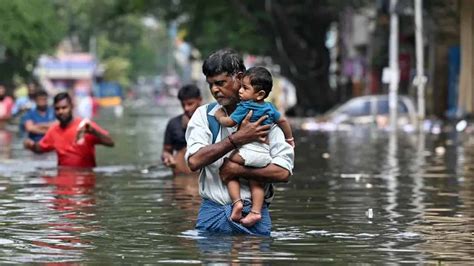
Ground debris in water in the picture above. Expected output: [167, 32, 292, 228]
[366, 208, 373, 219]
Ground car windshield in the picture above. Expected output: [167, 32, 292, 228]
[376, 99, 408, 114]
[337, 99, 371, 117]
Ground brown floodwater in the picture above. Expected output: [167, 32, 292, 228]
[0, 104, 473, 264]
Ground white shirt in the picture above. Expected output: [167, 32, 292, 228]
[185, 103, 294, 205]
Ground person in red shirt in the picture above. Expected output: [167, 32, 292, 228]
[0, 84, 14, 128]
[24, 92, 114, 168]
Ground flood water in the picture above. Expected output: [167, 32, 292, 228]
[1, 103, 473, 264]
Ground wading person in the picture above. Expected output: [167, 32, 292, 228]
[24, 92, 114, 168]
[185, 48, 294, 235]
[20, 90, 55, 141]
[161, 84, 202, 176]
[214, 66, 295, 227]
[0, 84, 14, 128]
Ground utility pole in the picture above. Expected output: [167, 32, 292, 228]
[389, 0, 400, 130]
[414, 0, 426, 123]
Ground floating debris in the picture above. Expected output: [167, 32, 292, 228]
[435, 146, 446, 155]
[366, 208, 373, 219]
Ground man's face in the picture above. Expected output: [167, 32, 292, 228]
[54, 98, 73, 125]
[206, 73, 241, 107]
[35, 96, 48, 112]
[181, 97, 202, 118]
[27, 84, 36, 98]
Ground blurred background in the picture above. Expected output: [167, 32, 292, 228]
[0, 0, 469, 119]
[1, 0, 474, 264]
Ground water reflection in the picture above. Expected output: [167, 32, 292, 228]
[40, 167, 97, 252]
[0, 130, 12, 159]
[0, 167, 97, 263]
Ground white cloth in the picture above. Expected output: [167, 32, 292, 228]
[238, 142, 271, 167]
[185, 103, 294, 205]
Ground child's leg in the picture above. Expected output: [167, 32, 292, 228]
[227, 150, 245, 222]
[227, 179, 243, 222]
[228, 149, 245, 165]
[240, 180, 264, 227]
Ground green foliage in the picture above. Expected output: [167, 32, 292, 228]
[54, 0, 170, 85]
[103, 56, 131, 88]
[0, 0, 65, 85]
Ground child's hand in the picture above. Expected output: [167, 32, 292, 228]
[286, 137, 295, 148]
[214, 108, 226, 119]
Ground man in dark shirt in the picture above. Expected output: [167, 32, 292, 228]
[162, 84, 202, 176]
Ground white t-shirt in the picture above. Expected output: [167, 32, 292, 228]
[185, 103, 294, 205]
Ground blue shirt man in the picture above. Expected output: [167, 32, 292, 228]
[20, 90, 56, 141]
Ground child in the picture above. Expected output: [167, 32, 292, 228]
[214, 66, 295, 227]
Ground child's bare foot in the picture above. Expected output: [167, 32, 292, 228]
[240, 210, 261, 227]
[230, 199, 243, 222]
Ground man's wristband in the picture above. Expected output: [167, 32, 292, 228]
[228, 134, 238, 149]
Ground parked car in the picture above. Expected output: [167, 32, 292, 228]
[301, 95, 418, 131]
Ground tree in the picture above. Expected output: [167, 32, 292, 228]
[118, 0, 369, 115]
[0, 0, 65, 87]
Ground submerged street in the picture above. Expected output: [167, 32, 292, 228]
[0, 103, 473, 264]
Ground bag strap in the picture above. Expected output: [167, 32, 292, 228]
[206, 102, 220, 144]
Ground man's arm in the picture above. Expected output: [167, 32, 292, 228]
[88, 126, 114, 147]
[81, 120, 114, 147]
[23, 139, 45, 153]
[220, 124, 294, 184]
[24, 120, 54, 135]
[219, 158, 290, 183]
[187, 110, 270, 171]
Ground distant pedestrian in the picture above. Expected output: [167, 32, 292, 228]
[20, 90, 56, 141]
[162, 84, 202, 176]
[24, 92, 114, 168]
[0, 84, 14, 128]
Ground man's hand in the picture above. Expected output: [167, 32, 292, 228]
[162, 152, 176, 168]
[23, 138, 35, 150]
[219, 158, 241, 183]
[233, 110, 271, 145]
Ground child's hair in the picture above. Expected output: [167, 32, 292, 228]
[243, 67, 273, 98]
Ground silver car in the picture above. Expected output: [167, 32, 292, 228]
[302, 95, 418, 131]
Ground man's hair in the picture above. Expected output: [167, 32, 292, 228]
[53, 92, 72, 105]
[178, 84, 201, 101]
[202, 48, 245, 77]
[244, 67, 273, 98]
[35, 90, 48, 99]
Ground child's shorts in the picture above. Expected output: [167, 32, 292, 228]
[238, 142, 272, 168]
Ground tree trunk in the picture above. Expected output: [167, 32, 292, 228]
[267, 3, 334, 116]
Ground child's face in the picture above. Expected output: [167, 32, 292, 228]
[239, 76, 263, 101]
